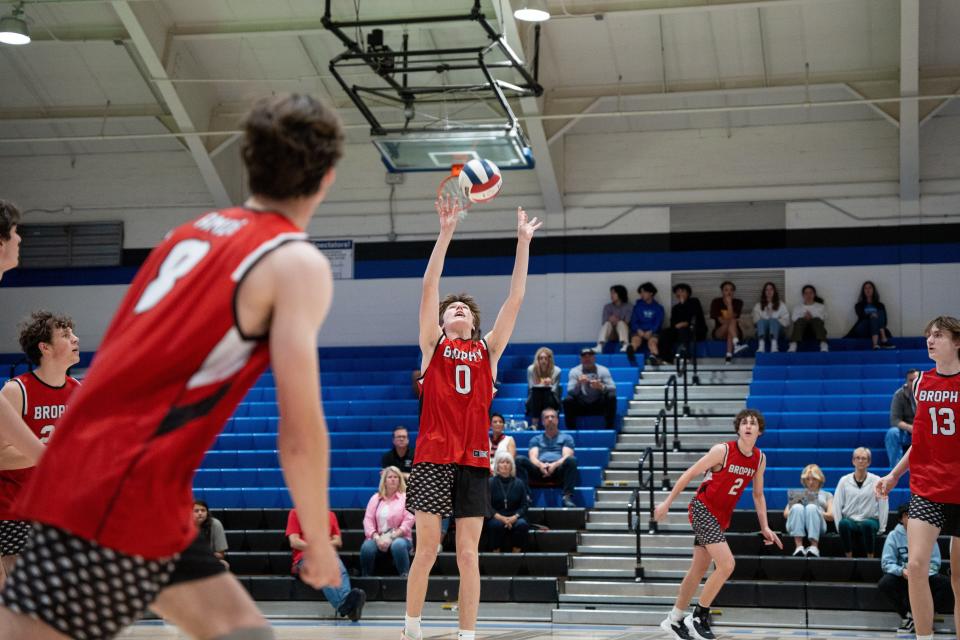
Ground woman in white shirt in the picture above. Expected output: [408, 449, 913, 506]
[752, 282, 790, 353]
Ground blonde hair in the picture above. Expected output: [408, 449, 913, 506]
[379, 465, 407, 498]
[852, 447, 872, 463]
[493, 451, 516, 477]
[532, 347, 556, 381]
[800, 464, 825, 489]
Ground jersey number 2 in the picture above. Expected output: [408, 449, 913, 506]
[930, 407, 957, 436]
[728, 478, 744, 495]
[455, 364, 472, 395]
[135, 239, 211, 314]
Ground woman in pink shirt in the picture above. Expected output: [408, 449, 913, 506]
[361, 466, 416, 576]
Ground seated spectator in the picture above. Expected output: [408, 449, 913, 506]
[381, 426, 415, 479]
[752, 281, 790, 353]
[286, 508, 367, 621]
[595, 284, 632, 353]
[833, 447, 888, 558]
[784, 464, 833, 557]
[788, 285, 829, 352]
[847, 280, 894, 349]
[193, 500, 229, 569]
[489, 412, 517, 465]
[663, 283, 706, 361]
[525, 347, 561, 425]
[361, 465, 415, 576]
[710, 280, 747, 363]
[885, 369, 918, 467]
[516, 409, 579, 508]
[485, 451, 530, 552]
[878, 504, 953, 634]
[562, 347, 617, 429]
[627, 282, 664, 366]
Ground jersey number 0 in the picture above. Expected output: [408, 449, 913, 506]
[455, 364, 472, 395]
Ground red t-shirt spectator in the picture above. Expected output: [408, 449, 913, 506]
[286, 509, 340, 574]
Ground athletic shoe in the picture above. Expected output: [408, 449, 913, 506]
[626, 344, 637, 366]
[724, 353, 732, 364]
[819, 341, 829, 352]
[562, 494, 577, 508]
[647, 354, 662, 366]
[896, 614, 914, 632]
[770, 340, 779, 352]
[880, 342, 896, 349]
[684, 611, 716, 640]
[792, 546, 806, 556]
[343, 588, 366, 622]
[806, 546, 820, 557]
[787, 342, 797, 352]
[733, 341, 749, 355]
[619, 343, 629, 352]
[594, 342, 604, 353]
[401, 628, 422, 640]
[756, 341, 765, 353]
[660, 616, 694, 640]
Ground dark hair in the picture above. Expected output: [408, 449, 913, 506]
[858, 280, 880, 304]
[638, 282, 657, 296]
[734, 408, 765, 434]
[392, 426, 408, 436]
[18, 311, 75, 366]
[610, 285, 628, 304]
[672, 283, 692, 296]
[194, 499, 212, 542]
[0, 200, 21, 241]
[241, 94, 344, 200]
[896, 503, 909, 521]
[905, 368, 918, 383]
[490, 412, 504, 423]
[720, 280, 736, 291]
[759, 281, 781, 310]
[801, 285, 824, 305]
[439, 293, 481, 339]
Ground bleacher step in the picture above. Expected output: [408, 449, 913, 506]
[609, 450, 703, 465]
[629, 400, 743, 416]
[587, 510, 690, 530]
[594, 487, 694, 508]
[622, 415, 733, 429]
[616, 433, 724, 449]
[604, 469, 685, 484]
[641, 369, 753, 385]
[632, 385, 749, 400]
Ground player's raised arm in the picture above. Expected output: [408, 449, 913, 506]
[653, 443, 726, 521]
[752, 453, 783, 548]
[485, 207, 542, 356]
[419, 196, 459, 357]
[0, 384, 43, 470]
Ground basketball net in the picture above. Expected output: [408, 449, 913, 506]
[437, 163, 470, 220]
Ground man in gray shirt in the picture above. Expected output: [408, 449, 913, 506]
[562, 347, 617, 429]
[884, 369, 917, 467]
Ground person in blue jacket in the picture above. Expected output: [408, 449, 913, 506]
[627, 282, 665, 366]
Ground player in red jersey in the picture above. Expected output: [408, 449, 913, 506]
[0, 311, 80, 588]
[654, 409, 782, 640]
[876, 315, 960, 640]
[0, 201, 46, 473]
[0, 94, 344, 640]
[402, 199, 541, 640]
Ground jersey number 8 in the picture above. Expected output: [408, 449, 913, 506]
[135, 239, 211, 314]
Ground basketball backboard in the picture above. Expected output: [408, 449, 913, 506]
[373, 128, 535, 172]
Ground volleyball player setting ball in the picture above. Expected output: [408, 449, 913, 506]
[876, 315, 960, 640]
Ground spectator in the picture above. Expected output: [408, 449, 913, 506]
[783, 464, 833, 557]
[627, 282, 665, 366]
[381, 426, 415, 479]
[847, 280, 894, 349]
[193, 500, 229, 569]
[525, 347, 561, 425]
[752, 281, 790, 353]
[516, 408, 579, 508]
[485, 451, 530, 552]
[489, 413, 517, 465]
[878, 504, 953, 634]
[710, 281, 748, 363]
[833, 447, 888, 558]
[885, 369, 918, 467]
[286, 508, 367, 621]
[665, 283, 707, 361]
[563, 347, 617, 429]
[788, 285, 829, 352]
[361, 466, 415, 576]
[596, 284, 632, 353]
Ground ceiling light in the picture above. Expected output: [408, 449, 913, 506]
[0, 3, 30, 46]
[514, 1, 550, 22]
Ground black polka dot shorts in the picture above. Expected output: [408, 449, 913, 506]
[908, 494, 960, 537]
[0, 523, 177, 640]
[406, 462, 491, 519]
[0, 519, 32, 556]
[689, 499, 726, 547]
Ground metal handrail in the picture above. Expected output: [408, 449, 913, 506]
[664, 374, 681, 452]
[654, 409, 670, 489]
[675, 351, 690, 416]
[628, 446, 657, 579]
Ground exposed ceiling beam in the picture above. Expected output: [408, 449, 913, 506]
[548, 0, 862, 19]
[547, 98, 603, 145]
[110, 0, 230, 208]
[899, 0, 919, 207]
[0, 104, 166, 121]
[840, 85, 899, 128]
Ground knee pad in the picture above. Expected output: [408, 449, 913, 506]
[212, 627, 276, 640]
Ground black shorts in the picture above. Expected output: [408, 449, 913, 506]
[689, 499, 726, 547]
[0, 523, 226, 640]
[0, 519, 32, 556]
[909, 494, 960, 537]
[406, 462, 491, 519]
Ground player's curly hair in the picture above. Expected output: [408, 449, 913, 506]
[19, 310, 74, 366]
[733, 408, 765, 434]
[439, 293, 481, 340]
[242, 94, 344, 200]
[0, 200, 21, 241]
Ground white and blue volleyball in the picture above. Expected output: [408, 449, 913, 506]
[458, 158, 503, 204]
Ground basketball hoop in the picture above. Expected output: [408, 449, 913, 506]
[436, 163, 471, 219]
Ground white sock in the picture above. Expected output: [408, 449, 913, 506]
[458, 631, 476, 640]
[670, 606, 685, 623]
[404, 615, 422, 639]
[916, 635, 933, 640]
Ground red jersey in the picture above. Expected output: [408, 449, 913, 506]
[415, 335, 494, 469]
[16, 208, 309, 558]
[910, 368, 960, 503]
[0, 372, 80, 519]
[691, 440, 763, 530]
[285, 509, 340, 573]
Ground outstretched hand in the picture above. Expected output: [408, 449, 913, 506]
[517, 207, 542, 242]
[761, 526, 783, 549]
[436, 193, 460, 234]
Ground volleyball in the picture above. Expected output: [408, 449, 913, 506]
[458, 158, 503, 204]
